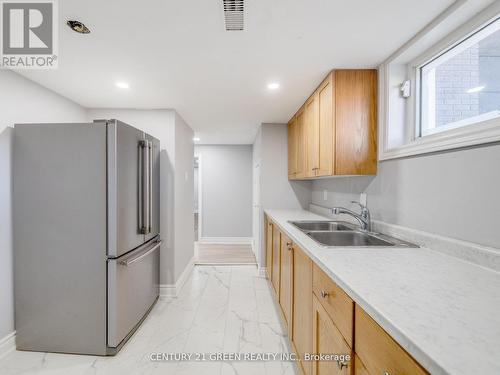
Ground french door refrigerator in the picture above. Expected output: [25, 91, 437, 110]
[13, 119, 160, 355]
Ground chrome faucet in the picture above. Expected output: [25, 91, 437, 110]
[332, 201, 371, 232]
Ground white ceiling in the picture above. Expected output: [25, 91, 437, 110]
[19, 0, 455, 144]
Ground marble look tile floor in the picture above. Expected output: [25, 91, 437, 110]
[0, 266, 298, 375]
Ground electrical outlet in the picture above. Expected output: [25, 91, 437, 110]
[323, 190, 328, 201]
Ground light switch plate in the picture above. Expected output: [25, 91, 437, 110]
[323, 190, 328, 201]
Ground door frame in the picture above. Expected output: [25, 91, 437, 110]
[194, 154, 202, 242]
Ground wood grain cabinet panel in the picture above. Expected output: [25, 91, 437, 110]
[334, 70, 377, 175]
[288, 117, 297, 178]
[355, 305, 429, 375]
[312, 263, 354, 347]
[292, 245, 313, 375]
[353, 354, 370, 375]
[287, 69, 377, 179]
[317, 74, 334, 176]
[271, 225, 281, 295]
[295, 106, 306, 178]
[279, 233, 294, 333]
[313, 295, 353, 375]
[265, 217, 273, 280]
[305, 93, 320, 178]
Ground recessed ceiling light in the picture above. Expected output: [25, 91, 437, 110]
[66, 20, 91, 34]
[467, 85, 485, 93]
[267, 82, 280, 90]
[193, 137, 200, 142]
[115, 82, 130, 89]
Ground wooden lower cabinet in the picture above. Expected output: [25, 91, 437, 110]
[354, 305, 429, 375]
[292, 245, 313, 375]
[312, 295, 353, 375]
[265, 218, 273, 280]
[353, 354, 370, 375]
[271, 224, 281, 294]
[279, 233, 294, 331]
[263, 217, 428, 375]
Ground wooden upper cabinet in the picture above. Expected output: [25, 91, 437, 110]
[288, 117, 297, 178]
[305, 93, 319, 178]
[335, 70, 377, 175]
[295, 107, 306, 178]
[288, 69, 377, 179]
[317, 74, 334, 176]
[279, 233, 294, 334]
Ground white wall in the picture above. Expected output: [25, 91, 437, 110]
[0, 71, 88, 340]
[311, 144, 500, 249]
[253, 124, 312, 267]
[195, 145, 253, 238]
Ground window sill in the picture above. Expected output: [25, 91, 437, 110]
[379, 117, 500, 160]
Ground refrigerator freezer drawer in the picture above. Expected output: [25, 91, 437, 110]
[107, 238, 160, 348]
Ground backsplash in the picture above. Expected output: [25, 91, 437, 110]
[310, 144, 500, 251]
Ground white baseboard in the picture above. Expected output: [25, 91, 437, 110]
[0, 331, 16, 359]
[199, 237, 253, 244]
[159, 256, 195, 298]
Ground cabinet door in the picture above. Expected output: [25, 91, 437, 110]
[334, 70, 377, 175]
[317, 74, 334, 176]
[293, 246, 313, 375]
[305, 94, 320, 177]
[271, 225, 281, 294]
[288, 118, 297, 179]
[295, 108, 306, 178]
[279, 234, 294, 332]
[312, 295, 353, 375]
[354, 305, 428, 375]
[265, 218, 273, 280]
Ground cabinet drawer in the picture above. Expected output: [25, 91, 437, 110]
[312, 263, 354, 347]
[354, 305, 428, 375]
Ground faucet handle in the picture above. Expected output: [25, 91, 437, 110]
[350, 201, 366, 210]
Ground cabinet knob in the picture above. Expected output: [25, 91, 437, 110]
[337, 360, 349, 370]
[320, 290, 329, 298]
[383, 372, 390, 375]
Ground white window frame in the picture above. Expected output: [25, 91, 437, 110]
[379, 1, 500, 161]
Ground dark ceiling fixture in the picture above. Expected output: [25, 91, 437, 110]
[66, 20, 91, 34]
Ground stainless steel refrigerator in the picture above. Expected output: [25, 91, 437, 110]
[13, 119, 160, 355]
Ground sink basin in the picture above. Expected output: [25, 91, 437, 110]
[290, 221, 353, 232]
[307, 231, 395, 247]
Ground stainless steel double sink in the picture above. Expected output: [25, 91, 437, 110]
[289, 220, 418, 248]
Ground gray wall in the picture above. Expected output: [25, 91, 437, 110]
[0, 71, 88, 341]
[311, 144, 500, 249]
[195, 145, 253, 238]
[254, 123, 312, 267]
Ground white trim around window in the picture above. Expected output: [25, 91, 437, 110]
[378, 0, 500, 161]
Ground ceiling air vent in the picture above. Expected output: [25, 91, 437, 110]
[223, 0, 244, 31]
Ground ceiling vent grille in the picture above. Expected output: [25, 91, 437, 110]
[223, 0, 244, 31]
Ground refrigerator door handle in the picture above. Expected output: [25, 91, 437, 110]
[119, 239, 162, 267]
[148, 141, 153, 233]
[139, 140, 150, 234]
